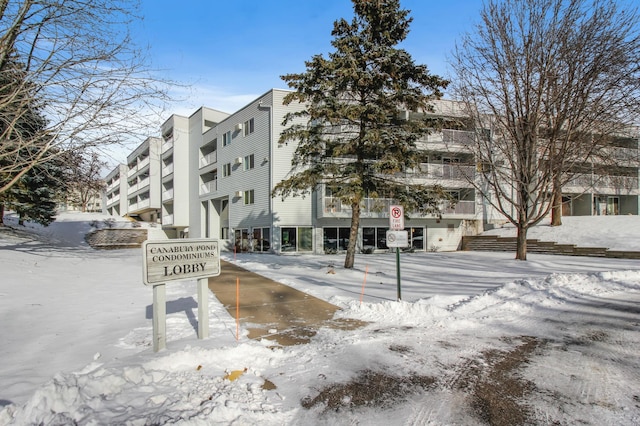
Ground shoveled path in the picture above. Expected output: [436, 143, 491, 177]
[209, 260, 363, 345]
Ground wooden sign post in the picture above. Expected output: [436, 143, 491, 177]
[142, 239, 220, 352]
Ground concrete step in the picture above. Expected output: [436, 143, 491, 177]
[461, 235, 639, 259]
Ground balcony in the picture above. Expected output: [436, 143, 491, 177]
[136, 199, 150, 210]
[106, 180, 119, 191]
[411, 164, 475, 181]
[200, 180, 217, 195]
[162, 188, 174, 201]
[162, 138, 173, 154]
[162, 163, 174, 177]
[138, 157, 150, 170]
[564, 173, 639, 194]
[441, 200, 476, 215]
[127, 165, 137, 177]
[162, 214, 174, 225]
[318, 195, 476, 219]
[422, 129, 475, 147]
[200, 151, 217, 168]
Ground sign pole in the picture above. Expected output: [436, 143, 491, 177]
[152, 283, 167, 352]
[197, 278, 209, 339]
[389, 205, 405, 302]
[395, 247, 401, 301]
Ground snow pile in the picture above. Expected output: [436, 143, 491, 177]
[1, 212, 639, 425]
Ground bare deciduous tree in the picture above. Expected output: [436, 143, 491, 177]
[64, 151, 106, 212]
[451, 0, 640, 260]
[0, 0, 171, 195]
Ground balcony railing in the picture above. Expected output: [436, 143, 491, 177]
[136, 199, 150, 209]
[200, 151, 217, 168]
[320, 196, 476, 218]
[106, 180, 119, 191]
[162, 188, 174, 201]
[138, 157, 150, 170]
[162, 214, 174, 225]
[161, 139, 173, 154]
[200, 180, 217, 195]
[162, 163, 174, 177]
[407, 164, 475, 181]
[441, 200, 476, 215]
[422, 129, 475, 146]
[565, 173, 639, 191]
[137, 177, 150, 189]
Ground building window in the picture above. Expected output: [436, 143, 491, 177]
[281, 227, 313, 252]
[363, 227, 388, 250]
[235, 228, 250, 252]
[323, 227, 350, 253]
[244, 154, 254, 170]
[244, 118, 254, 136]
[223, 130, 232, 146]
[244, 189, 255, 205]
[252, 227, 270, 252]
[223, 163, 231, 177]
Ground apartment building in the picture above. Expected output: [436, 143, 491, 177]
[123, 137, 163, 223]
[192, 90, 483, 253]
[159, 107, 230, 238]
[561, 131, 640, 216]
[104, 164, 128, 217]
[103, 88, 640, 253]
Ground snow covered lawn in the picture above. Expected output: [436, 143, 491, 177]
[0, 212, 639, 425]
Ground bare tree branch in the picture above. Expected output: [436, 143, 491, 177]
[0, 0, 174, 195]
[451, 0, 640, 259]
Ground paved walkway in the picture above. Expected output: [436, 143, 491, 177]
[209, 260, 363, 345]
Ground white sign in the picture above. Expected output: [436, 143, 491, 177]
[386, 230, 409, 248]
[143, 239, 220, 286]
[389, 205, 404, 230]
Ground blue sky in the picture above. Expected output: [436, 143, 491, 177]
[135, 0, 483, 115]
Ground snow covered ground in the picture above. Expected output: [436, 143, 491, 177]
[0, 212, 639, 425]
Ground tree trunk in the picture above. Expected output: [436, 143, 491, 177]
[515, 224, 528, 260]
[344, 201, 361, 269]
[550, 175, 563, 226]
[0, 203, 4, 225]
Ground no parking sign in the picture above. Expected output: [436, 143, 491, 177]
[389, 205, 404, 230]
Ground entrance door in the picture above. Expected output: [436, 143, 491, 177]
[234, 228, 249, 252]
[408, 227, 425, 251]
[607, 197, 620, 215]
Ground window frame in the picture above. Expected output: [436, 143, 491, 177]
[244, 153, 255, 170]
[223, 130, 232, 146]
[244, 189, 255, 205]
[243, 118, 254, 136]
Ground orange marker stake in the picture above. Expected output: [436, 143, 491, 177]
[360, 265, 369, 305]
[236, 276, 240, 341]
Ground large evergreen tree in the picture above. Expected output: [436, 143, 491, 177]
[0, 52, 55, 225]
[274, 0, 449, 268]
[5, 155, 65, 226]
